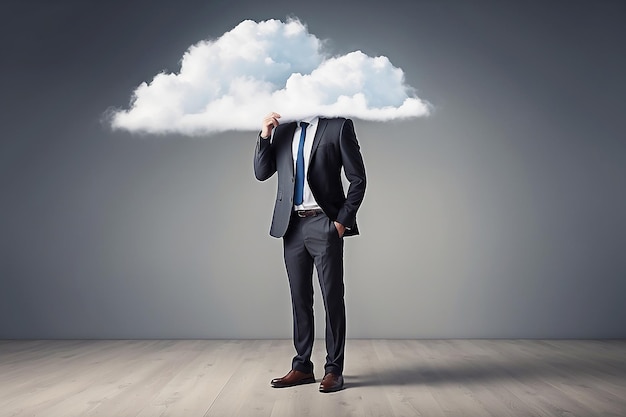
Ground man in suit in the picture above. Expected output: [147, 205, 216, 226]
[254, 112, 366, 393]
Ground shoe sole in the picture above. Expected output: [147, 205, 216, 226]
[319, 384, 344, 393]
[271, 377, 316, 388]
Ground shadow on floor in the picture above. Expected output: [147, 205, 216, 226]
[345, 347, 626, 388]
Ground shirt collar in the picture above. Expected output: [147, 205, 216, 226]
[301, 116, 318, 126]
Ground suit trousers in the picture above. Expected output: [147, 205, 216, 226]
[283, 211, 346, 376]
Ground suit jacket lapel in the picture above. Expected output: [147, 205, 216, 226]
[280, 122, 297, 176]
[309, 118, 328, 162]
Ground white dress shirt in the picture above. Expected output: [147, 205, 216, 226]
[292, 116, 321, 211]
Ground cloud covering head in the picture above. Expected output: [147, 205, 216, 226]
[109, 18, 430, 135]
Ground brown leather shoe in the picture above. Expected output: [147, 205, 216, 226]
[270, 370, 315, 388]
[319, 373, 344, 392]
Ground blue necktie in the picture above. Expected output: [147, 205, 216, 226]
[294, 121, 309, 205]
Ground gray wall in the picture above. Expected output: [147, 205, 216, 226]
[2, 0, 625, 339]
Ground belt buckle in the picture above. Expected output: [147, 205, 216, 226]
[297, 209, 317, 218]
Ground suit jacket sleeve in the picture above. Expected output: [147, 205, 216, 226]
[254, 133, 276, 181]
[336, 119, 366, 229]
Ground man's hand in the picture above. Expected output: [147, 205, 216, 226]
[261, 112, 281, 139]
[334, 221, 346, 238]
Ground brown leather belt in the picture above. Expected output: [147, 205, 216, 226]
[296, 209, 324, 218]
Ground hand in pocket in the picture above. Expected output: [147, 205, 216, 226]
[333, 221, 346, 238]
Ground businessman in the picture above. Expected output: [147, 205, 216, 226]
[254, 112, 366, 392]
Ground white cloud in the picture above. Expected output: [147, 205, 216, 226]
[109, 18, 430, 136]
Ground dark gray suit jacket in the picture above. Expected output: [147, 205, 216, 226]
[254, 117, 366, 238]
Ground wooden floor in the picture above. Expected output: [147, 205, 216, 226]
[0, 339, 625, 417]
